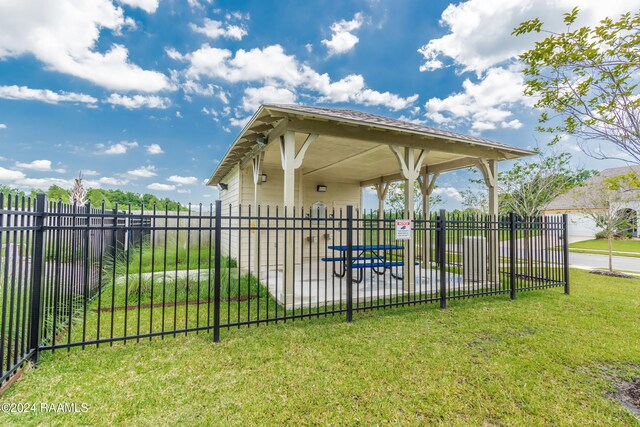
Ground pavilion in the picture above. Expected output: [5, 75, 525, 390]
[207, 104, 533, 307]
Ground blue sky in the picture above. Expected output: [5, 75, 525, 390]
[0, 0, 637, 209]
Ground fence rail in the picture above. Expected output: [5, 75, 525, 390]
[0, 195, 569, 386]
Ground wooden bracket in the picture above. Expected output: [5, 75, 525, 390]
[418, 172, 439, 196]
[294, 133, 318, 169]
[252, 153, 264, 186]
[280, 131, 318, 170]
[374, 179, 390, 200]
[475, 159, 496, 188]
[390, 145, 428, 180]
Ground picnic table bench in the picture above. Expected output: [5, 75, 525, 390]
[321, 244, 417, 283]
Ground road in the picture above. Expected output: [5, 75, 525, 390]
[495, 238, 640, 272]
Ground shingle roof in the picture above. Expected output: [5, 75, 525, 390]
[545, 165, 640, 210]
[264, 104, 526, 152]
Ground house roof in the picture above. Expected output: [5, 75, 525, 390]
[207, 104, 535, 186]
[545, 165, 640, 211]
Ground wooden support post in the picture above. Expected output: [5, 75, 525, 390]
[390, 146, 427, 291]
[476, 159, 499, 283]
[418, 171, 438, 269]
[280, 131, 317, 307]
[280, 131, 296, 306]
[374, 180, 389, 246]
[251, 153, 263, 280]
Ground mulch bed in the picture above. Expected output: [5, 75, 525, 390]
[92, 295, 257, 312]
[590, 270, 637, 279]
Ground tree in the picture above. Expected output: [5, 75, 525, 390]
[514, 8, 640, 163]
[86, 189, 113, 209]
[385, 181, 443, 213]
[70, 172, 86, 205]
[573, 172, 640, 271]
[499, 149, 595, 218]
[47, 185, 70, 203]
[0, 185, 28, 202]
[458, 150, 593, 216]
[460, 178, 488, 215]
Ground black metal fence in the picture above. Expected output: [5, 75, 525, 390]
[0, 195, 569, 386]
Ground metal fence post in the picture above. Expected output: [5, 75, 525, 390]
[439, 209, 446, 309]
[562, 213, 570, 295]
[213, 200, 222, 342]
[28, 193, 46, 365]
[346, 205, 353, 322]
[509, 212, 517, 300]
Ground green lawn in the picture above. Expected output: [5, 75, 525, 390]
[570, 238, 640, 252]
[0, 269, 639, 425]
[569, 239, 640, 258]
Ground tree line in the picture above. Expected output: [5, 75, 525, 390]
[0, 184, 183, 210]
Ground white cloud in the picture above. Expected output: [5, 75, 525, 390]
[322, 13, 364, 55]
[187, 0, 214, 10]
[0, 124, 6, 129]
[0, 0, 172, 92]
[146, 143, 164, 154]
[127, 165, 156, 178]
[147, 183, 175, 191]
[179, 44, 417, 111]
[14, 159, 65, 173]
[242, 86, 296, 112]
[106, 93, 170, 109]
[416, 0, 640, 134]
[98, 176, 129, 186]
[184, 44, 300, 85]
[119, 0, 159, 13]
[0, 85, 97, 105]
[229, 116, 251, 128]
[180, 80, 231, 105]
[0, 167, 26, 182]
[176, 188, 191, 194]
[165, 47, 184, 61]
[99, 140, 139, 155]
[424, 66, 530, 133]
[13, 177, 73, 191]
[432, 186, 463, 201]
[417, 0, 639, 74]
[14, 159, 53, 172]
[81, 170, 99, 176]
[190, 18, 247, 40]
[167, 175, 198, 185]
[308, 73, 418, 110]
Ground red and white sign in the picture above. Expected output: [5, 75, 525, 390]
[395, 219, 412, 240]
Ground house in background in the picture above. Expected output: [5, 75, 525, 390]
[543, 165, 640, 241]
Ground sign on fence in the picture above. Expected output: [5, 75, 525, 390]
[395, 219, 412, 240]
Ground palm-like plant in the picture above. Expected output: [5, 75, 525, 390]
[70, 172, 86, 206]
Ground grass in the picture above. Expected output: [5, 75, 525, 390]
[104, 240, 234, 275]
[104, 268, 261, 307]
[570, 239, 640, 252]
[98, 240, 262, 305]
[569, 248, 640, 259]
[0, 269, 639, 425]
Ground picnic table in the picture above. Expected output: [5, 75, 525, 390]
[322, 244, 408, 283]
